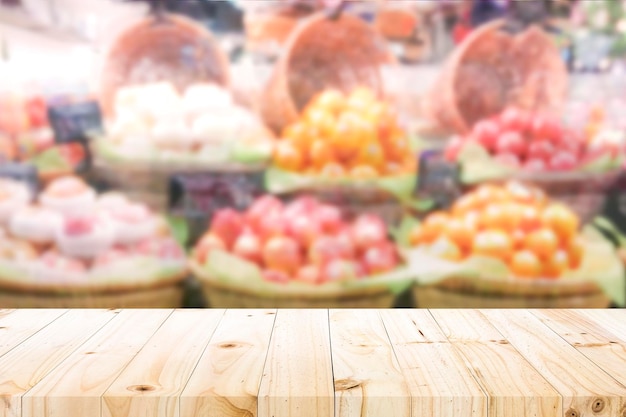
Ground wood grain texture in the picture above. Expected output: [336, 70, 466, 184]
[329, 309, 410, 417]
[431, 309, 561, 417]
[258, 309, 334, 417]
[575, 309, 626, 343]
[0, 309, 67, 358]
[22, 309, 173, 417]
[0, 309, 119, 417]
[483, 309, 626, 417]
[380, 309, 488, 417]
[180, 309, 277, 417]
[102, 309, 225, 417]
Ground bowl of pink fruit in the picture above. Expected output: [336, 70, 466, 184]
[0, 176, 188, 308]
[190, 195, 414, 308]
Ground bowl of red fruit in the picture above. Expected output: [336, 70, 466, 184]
[444, 107, 625, 223]
[189, 195, 414, 308]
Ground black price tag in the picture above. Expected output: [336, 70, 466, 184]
[168, 171, 265, 220]
[0, 162, 39, 192]
[47, 101, 103, 144]
[417, 150, 461, 209]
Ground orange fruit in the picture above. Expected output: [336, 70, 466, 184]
[350, 165, 379, 180]
[309, 139, 335, 169]
[381, 133, 411, 162]
[305, 108, 335, 139]
[524, 228, 559, 260]
[473, 184, 509, 206]
[543, 249, 569, 279]
[430, 238, 463, 262]
[420, 212, 449, 243]
[347, 87, 377, 109]
[541, 204, 579, 243]
[354, 140, 385, 170]
[452, 194, 480, 216]
[444, 217, 476, 251]
[510, 250, 542, 279]
[274, 141, 303, 171]
[472, 229, 513, 262]
[283, 122, 312, 151]
[332, 112, 362, 160]
[408, 226, 425, 246]
[511, 229, 527, 250]
[519, 205, 542, 232]
[566, 237, 584, 269]
[320, 162, 345, 178]
[313, 89, 346, 115]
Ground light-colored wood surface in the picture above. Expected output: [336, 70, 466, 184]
[1, 309, 626, 417]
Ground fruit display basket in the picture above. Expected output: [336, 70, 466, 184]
[0, 176, 189, 308]
[403, 182, 625, 309]
[190, 195, 414, 308]
[260, 11, 393, 134]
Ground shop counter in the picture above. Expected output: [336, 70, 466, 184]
[0, 309, 625, 417]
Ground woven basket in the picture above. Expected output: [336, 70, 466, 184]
[0, 272, 187, 308]
[193, 263, 397, 308]
[260, 11, 393, 133]
[429, 19, 567, 134]
[99, 13, 230, 118]
[412, 276, 610, 308]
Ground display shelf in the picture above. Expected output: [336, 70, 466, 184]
[1, 308, 625, 417]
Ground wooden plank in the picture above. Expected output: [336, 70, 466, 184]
[102, 309, 225, 417]
[180, 309, 276, 417]
[380, 310, 488, 417]
[329, 309, 410, 417]
[0, 309, 67, 358]
[533, 309, 626, 388]
[574, 309, 626, 343]
[22, 309, 173, 417]
[258, 310, 333, 417]
[0, 309, 118, 417]
[430, 309, 561, 417]
[483, 309, 626, 417]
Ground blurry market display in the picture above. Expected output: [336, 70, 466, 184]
[0, 0, 625, 308]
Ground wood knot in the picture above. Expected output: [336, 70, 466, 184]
[128, 385, 156, 393]
[219, 343, 238, 349]
[84, 352, 96, 355]
[591, 398, 605, 413]
[0, 327, 6, 330]
[335, 378, 362, 391]
[565, 408, 579, 417]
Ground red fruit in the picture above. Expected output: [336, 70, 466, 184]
[351, 214, 387, 253]
[64, 216, 94, 236]
[322, 259, 360, 282]
[361, 242, 398, 275]
[335, 229, 356, 259]
[549, 151, 578, 171]
[195, 233, 226, 263]
[210, 209, 244, 249]
[287, 214, 321, 247]
[315, 204, 343, 233]
[445, 136, 464, 162]
[25, 96, 48, 128]
[296, 264, 322, 284]
[308, 235, 343, 266]
[531, 115, 561, 142]
[284, 196, 319, 219]
[257, 211, 288, 242]
[496, 132, 526, 157]
[246, 195, 283, 231]
[232, 232, 262, 264]
[263, 269, 290, 284]
[494, 152, 521, 168]
[500, 108, 530, 132]
[473, 120, 500, 151]
[523, 158, 547, 172]
[262, 236, 302, 275]
[527, 140, 554, 161]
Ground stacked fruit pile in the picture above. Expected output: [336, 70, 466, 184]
[273, 87, 415, 179]
[194, 195, 400, 284]
[445, 107, 623, 173]
[408, 182, 584, 279]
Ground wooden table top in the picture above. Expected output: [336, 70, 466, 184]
[1, 309, 625, 417]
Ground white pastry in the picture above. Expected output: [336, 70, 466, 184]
[9, 206, 62, 244]
[110, 203, 157, 245]
[183, 83, 233, 117]
[150, 118, 192, 150]
[98, 192, 130, 212]
[0, 179, 32, 225]
[34, 252, 87, 283]
[55, 214, 115, 259]
[39, 176, 96, 216]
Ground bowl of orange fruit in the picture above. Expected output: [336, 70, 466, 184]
[400, 182, 624, 308]
[266, 86, 418, 205]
